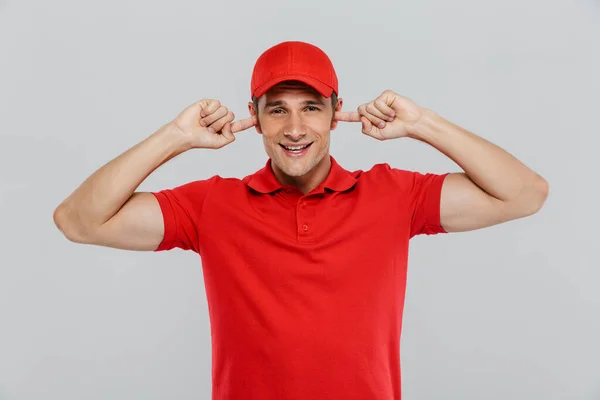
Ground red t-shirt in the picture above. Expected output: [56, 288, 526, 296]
[152, 156, 448, 400]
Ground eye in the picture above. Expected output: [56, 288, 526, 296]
[270, 108, 285, 114]
[305, 106, 320, 112]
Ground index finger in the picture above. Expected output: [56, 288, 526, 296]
[334, 111, 361, 123]
[230, 116, 257, 133]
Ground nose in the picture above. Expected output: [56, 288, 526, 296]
[283, 112, 306, 141]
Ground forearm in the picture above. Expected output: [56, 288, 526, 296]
[54, 123, 188, 233]
[410, 109, 547, 203]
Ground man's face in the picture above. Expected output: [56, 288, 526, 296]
[249, 82, 342, 181]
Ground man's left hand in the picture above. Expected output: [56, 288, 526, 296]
[335, 90, 424, 141]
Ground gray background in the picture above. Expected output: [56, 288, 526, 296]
[0, 0, 598, 399]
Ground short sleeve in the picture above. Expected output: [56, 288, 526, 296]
[407, 171, 450, 238]
[151, 176, 217, 252]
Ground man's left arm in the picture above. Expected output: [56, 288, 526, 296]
[410, 109, 549, 232]
[335, 89, 550, 233]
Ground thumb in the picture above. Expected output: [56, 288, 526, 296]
[221, 122, 235, 142]
[230, 116, 257, 134]
[361, 116, 373, 135]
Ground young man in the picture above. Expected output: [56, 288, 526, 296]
[53, 41, 549, 399]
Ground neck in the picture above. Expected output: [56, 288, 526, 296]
[272, 156, 332, 194]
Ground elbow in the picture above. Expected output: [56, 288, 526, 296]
[53, 203, 91, 244]
[53, 204, 67, 234]
[53, 204, 76, 242]
[508, 175, 549, 219]
[532, 174, 549, 212]
[523, 175, 549, 216]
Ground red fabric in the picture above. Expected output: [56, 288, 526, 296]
[250, 41, 338, 98]
[152, 157, 448, 400]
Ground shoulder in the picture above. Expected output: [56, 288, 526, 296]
[356, 162, 449, 195]
[155, 174, 247, 200]
[195, 175, 251, 199]
[357, 162, 417, 186]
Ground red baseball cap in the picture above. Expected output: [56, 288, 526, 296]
[250, 41, 338, 99]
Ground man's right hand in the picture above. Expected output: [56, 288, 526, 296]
[54, 97, 259, 251]
[172, 99, 257, 149]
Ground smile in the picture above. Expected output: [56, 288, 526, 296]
[281, 143, 311, 151]
[279, 142, 313, 157]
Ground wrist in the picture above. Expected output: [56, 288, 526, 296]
[408, 108, 443, 143]
[155, 122, 194, 155]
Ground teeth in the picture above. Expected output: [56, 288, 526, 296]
[283, 144, 309, 151]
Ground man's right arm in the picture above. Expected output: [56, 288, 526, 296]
[53, 124, 189, 251]
[53, 99, 254, 251]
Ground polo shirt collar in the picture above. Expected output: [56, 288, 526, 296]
[244, 156, 357, 194]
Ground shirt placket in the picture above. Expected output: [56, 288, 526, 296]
[296, 195, 318, 244]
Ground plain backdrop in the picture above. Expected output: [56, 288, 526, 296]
[0, 0, 598, 399]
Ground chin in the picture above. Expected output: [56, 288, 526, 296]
[273, 152, 325, 178]
[277, 160, 315, 177]
[268, 144, 329, 180]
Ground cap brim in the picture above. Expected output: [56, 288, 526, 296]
[252, 74, 335, 99]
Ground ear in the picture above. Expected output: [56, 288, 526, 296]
[330, 97, 344, 131]
[248, 101, 262, 134]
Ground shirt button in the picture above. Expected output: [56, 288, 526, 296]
[302, 224, 308, 232]
[300, 202, 306, 208]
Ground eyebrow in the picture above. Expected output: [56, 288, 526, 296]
[264, 99, 326, 109]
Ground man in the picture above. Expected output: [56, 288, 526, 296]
[53, 41, 549, 399]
